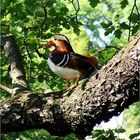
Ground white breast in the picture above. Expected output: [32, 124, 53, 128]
[48, 58, 81, 80]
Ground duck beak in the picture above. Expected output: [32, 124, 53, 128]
[43, 38, 55, 48]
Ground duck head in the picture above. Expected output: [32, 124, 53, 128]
[44, 34, 74, 53]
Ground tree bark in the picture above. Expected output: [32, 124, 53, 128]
[1, 34, 140, 136]
[1, 35, 29, 94]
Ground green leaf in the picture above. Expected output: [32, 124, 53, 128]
[88, 0, 100, 8]
[120, 22, 129, 29]
[114, 29, 122, 39]
[92, 129, 105, 138]
[129, 132, 140, 139]
[63, 23, 70, 29]
[51, 27, 62, 32]
[60, 7, 69, 13]
[132, 24, 139, 35]
[73, 26, 80, 35]
[49, 8, 57, 16]
[38, 75, 44, 82]
[104, 26, 115, 36]
[14, 0, 25, 5]
[120, 0, 128, 9]
[129, 13, 138, 23]
[114, 127, 125, 133]
[101, 21, 112, 29]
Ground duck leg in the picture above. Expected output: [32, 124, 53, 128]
[65, 77, 79, 92]
[73, 77, 80, 87]
[66, 80, 71, 88]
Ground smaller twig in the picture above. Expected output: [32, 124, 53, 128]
[39, 0, 51, 37]
[73, 0, 80, 24]
[95, 45, 120, 56]
[135, 1, 140, 30]
[128, 0, 139, 41]
[106, 45, 121, 50]
[0, 83, 13, 95]
[42, 6, 48, 28]
[69, 0, 80, 24]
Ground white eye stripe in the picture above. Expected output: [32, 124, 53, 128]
[53, 35, 70, 43]
[61, 36, 69, 42]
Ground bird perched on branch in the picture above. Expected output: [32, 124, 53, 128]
[44, 34, 98, 88]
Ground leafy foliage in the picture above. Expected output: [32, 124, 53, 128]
[91, 127, 140, 140]
[88, 0, 100, 8]
[129, 132, 140, 140]
[1, 129, 58, 140]
[123, 102, 140, 135]
[1, 129, 78, 140]
[1, 128, 140, 140]
[92, 128, 125, 140]
[120, 0, 129, 9]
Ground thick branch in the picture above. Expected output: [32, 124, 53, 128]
[1, 35, 29, 94]
[1, 34, 140, 136]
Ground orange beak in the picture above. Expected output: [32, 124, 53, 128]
[43, 40, 56, 48]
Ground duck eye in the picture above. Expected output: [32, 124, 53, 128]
[54, 38, 57, 41]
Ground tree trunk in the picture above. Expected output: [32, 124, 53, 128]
[1, 35, 29, 94]
[0, 34, 140, 136]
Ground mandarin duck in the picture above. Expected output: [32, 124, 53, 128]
[44, 34, 98, 88]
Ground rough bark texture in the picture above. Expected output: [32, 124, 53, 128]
[1, 35, 29, 94]
[1, 34, 140, 136]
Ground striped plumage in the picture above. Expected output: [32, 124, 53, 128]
[44, 34, 98, 88]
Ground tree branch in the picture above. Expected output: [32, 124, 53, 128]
[128, 0, 140, 41]
[1, 34, 140, 136]
[0, 84, 13, 95]
[1, 35, 29, 94]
